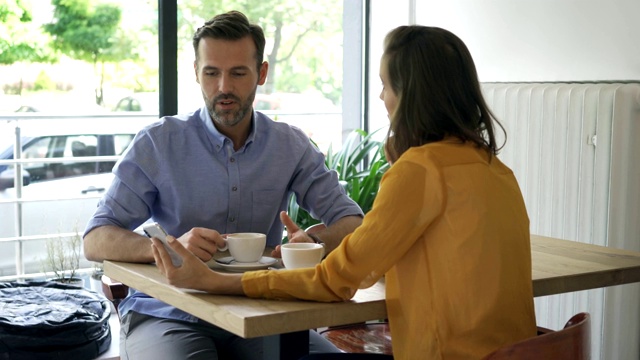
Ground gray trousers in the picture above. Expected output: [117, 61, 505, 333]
[120, 311, 341, 360]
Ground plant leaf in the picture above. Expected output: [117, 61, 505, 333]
[287, 128, 389, 238]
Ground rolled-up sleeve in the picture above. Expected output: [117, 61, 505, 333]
[83, 131, 157, 236]
[291, 143, 363, 226]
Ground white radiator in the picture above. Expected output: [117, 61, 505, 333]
[481, 82, 640, 360]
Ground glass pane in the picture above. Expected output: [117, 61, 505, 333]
[367, 2, 411, 141]
[23, 137, 50, 163]
[65, 135, 97, 157]
[0, 0, 159, 114]
[176, 1, 344, 151]
[114, 134, 135, 155]
[22, 137, 52, 182]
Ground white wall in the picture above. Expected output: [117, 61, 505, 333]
[368, 0, 640, 136]
[415, 0, 640, 82]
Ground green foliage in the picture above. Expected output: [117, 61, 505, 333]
[0, 0, 56, 65]
[288, 129, 390, 231]
[33, 71, 56, 91]
[44, 0, 140, 105]
[178, 0, 343, 104]
[45, 0, 121, 62]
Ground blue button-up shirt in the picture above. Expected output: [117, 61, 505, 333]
[84, 107, 362, 322]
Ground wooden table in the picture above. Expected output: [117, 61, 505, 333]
[531, 235, 640, 296]
[104, 257, 387, 360]
[104, 234, 640, 359]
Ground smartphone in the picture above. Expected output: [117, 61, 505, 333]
[143, 222, 183, 266]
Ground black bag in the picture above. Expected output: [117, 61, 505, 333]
[0, 281, 111, 360]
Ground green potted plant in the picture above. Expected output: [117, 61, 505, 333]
[288, 128, 390, 232]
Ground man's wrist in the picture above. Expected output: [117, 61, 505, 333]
[307, 233, 324, 246]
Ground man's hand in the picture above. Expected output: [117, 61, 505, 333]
[271, 211, 314, 258]
[176, 227, 227, 262]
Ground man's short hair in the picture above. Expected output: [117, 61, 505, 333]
[192, 10, 266, 70]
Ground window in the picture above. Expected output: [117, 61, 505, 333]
[2, 1, 364, 148]
[0, 0, 365, 279]
[27, 134, 100, 180]
[176, 0, 353, 150]
[114, 134, 135, 155]
[0, 132, 136, 191]
[21, 137, 52, 182]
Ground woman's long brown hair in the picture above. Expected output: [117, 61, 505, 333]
[382, 26, 505, 163]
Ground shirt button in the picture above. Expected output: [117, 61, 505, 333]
[232, 186, 237, 191]
[230, 158, 235, 163]
[229, 217, 235, 222]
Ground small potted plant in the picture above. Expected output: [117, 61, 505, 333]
[42, 230, 83, 287]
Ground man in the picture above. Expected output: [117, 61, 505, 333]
[83, 10, 363, 359]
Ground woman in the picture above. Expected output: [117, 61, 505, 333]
[152, 25, 536, 359]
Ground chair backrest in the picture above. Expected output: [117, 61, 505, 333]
[482, 312, 591, 360]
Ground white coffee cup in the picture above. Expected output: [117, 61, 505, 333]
[226, 233, 266, 263]
[281, 243, 324, 269]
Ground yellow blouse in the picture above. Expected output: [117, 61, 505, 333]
[242, 140, 536, 359]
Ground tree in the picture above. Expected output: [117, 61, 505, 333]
[178, 0, 343, 102]
[0, 0, 56, 94]
[44, 0, 138, 105]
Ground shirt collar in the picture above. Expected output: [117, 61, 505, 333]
[200, 106, 257, 152]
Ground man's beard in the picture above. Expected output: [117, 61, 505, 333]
[206, 90, 256, 128]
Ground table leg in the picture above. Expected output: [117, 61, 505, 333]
[263, 330, 310, 360]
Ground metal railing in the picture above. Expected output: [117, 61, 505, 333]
[0, 113, 158, 281]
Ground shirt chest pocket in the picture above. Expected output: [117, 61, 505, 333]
[250, 189, 283, 231]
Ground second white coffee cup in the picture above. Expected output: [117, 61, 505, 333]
[226, 233, 266, 263]
[281, 242, 324, 269]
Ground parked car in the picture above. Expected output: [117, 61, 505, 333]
[113, 92, 203, 115]
[0, 116, 157, 277]
[113, 93, 159, 113]
[14, 105, 39, 112]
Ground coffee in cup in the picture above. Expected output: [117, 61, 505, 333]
[281, 242, 324, 269]
[226, 233, 266, 263]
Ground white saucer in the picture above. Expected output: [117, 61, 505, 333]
[214, 256, 278, 272]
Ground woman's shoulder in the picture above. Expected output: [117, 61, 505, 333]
[407, 140, 489, 163]
[391, 141, 503, 180]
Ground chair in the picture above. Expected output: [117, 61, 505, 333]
[482, 312, 591, 360]
[101, 274, 129, 319]
[318, 322, 393, 355]
[307, 223, 393, 355]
